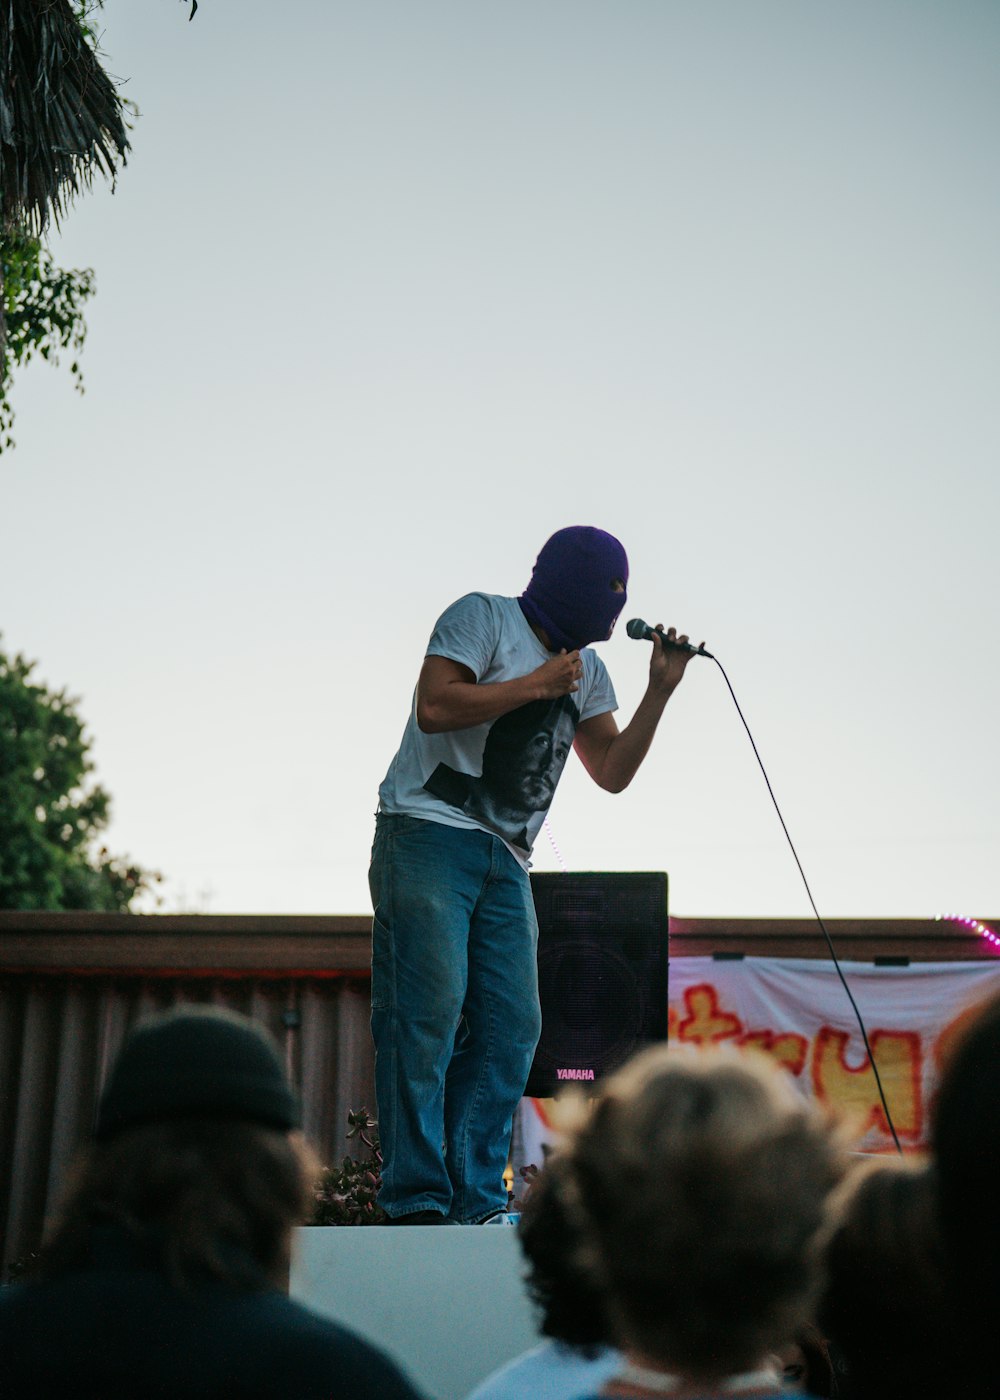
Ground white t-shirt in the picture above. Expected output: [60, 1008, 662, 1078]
[378, 593, 617, 866]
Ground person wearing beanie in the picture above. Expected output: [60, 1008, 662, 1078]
[0, 1006, 424, 1400]
[372, 527, 701, 1225]
[94, 1003, 302, 1140]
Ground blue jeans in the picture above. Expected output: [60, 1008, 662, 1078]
[369, 813, 542, 1222]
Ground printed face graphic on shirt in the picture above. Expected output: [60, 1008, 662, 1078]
[480, 704, 575, 811]
[423, 694, 581, 850]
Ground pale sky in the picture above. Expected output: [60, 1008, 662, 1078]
[2, 0, 997, 919]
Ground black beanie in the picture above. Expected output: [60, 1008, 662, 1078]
[95, 1006, 301, 1141]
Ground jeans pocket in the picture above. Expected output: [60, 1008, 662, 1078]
[370, 840, 396, 1014]
[370, 924, 394, 1012]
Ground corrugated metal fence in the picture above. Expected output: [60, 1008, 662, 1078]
[2, 909, 992, 1275]
[0, 914, 376, 1274]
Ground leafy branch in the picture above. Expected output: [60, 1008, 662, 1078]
[0, 230, 94, 451]
[312, 1110, 388, 1226]
[0, 0, 130, 453]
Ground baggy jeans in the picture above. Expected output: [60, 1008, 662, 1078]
[369, 813, 542, 1222]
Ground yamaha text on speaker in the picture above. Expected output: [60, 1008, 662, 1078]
[524, 872, 669, 1098]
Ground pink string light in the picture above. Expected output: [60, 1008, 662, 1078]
[542, 816, 569, 873]
[935, 913, 1000, 951]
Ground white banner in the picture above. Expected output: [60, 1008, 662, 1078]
[515, 957, 1000, 1175]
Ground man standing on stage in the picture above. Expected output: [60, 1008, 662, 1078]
[370, 525, 700, 1224]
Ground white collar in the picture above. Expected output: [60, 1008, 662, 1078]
[612, 1361, 783, 1394]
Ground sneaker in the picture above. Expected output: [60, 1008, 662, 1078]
[385, 1209, 450, 1225]
[477, 1209, 520, 1225]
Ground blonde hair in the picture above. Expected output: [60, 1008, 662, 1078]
[559, 1045, 842, 1380]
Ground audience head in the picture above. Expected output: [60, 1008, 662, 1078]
[821, 1159, 949, 1399]
[932, 990, 1000, 1393]
[557, 1044, 842, 1384]
[933, 990, 1000, 1275]
[774, 1323, 835, 1397]
[517, 1153, 613, 1354]
[41, 1005, 315, 1289]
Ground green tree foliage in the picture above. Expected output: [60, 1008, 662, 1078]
[0, 0, 129, 235]
[0, 0, 131, 453]
[0, 640, 161, 910]
[312, 1110, 387, 1225]
[0, 230, 94, 451]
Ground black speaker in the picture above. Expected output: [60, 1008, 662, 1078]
[524, 872, 669, 1098]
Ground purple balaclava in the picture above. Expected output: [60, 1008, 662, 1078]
[519, 526, 629, 651]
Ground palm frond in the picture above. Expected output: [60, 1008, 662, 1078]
[0, 0, 129, 234]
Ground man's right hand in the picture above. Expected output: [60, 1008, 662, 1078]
[416, 651, 583, 734]
[531, 649, 583, 698]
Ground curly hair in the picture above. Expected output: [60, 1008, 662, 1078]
[518, 1153, 613, 1352]
[558, 1045, 842, 1381]
[39, 1118, 318, 1291]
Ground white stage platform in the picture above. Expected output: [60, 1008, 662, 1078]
[290, 1224, 541, 1399]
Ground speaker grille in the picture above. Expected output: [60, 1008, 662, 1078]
[525, 872, 668, 1097]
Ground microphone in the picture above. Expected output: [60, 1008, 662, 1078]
[626, 617, 714, 660]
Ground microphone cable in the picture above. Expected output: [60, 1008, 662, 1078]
[626, 621, 900, 1151]
[704, 649, 902, 1154]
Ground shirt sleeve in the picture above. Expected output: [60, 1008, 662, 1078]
[580, 653, 617, 723]
[425, 593, 500, 682]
